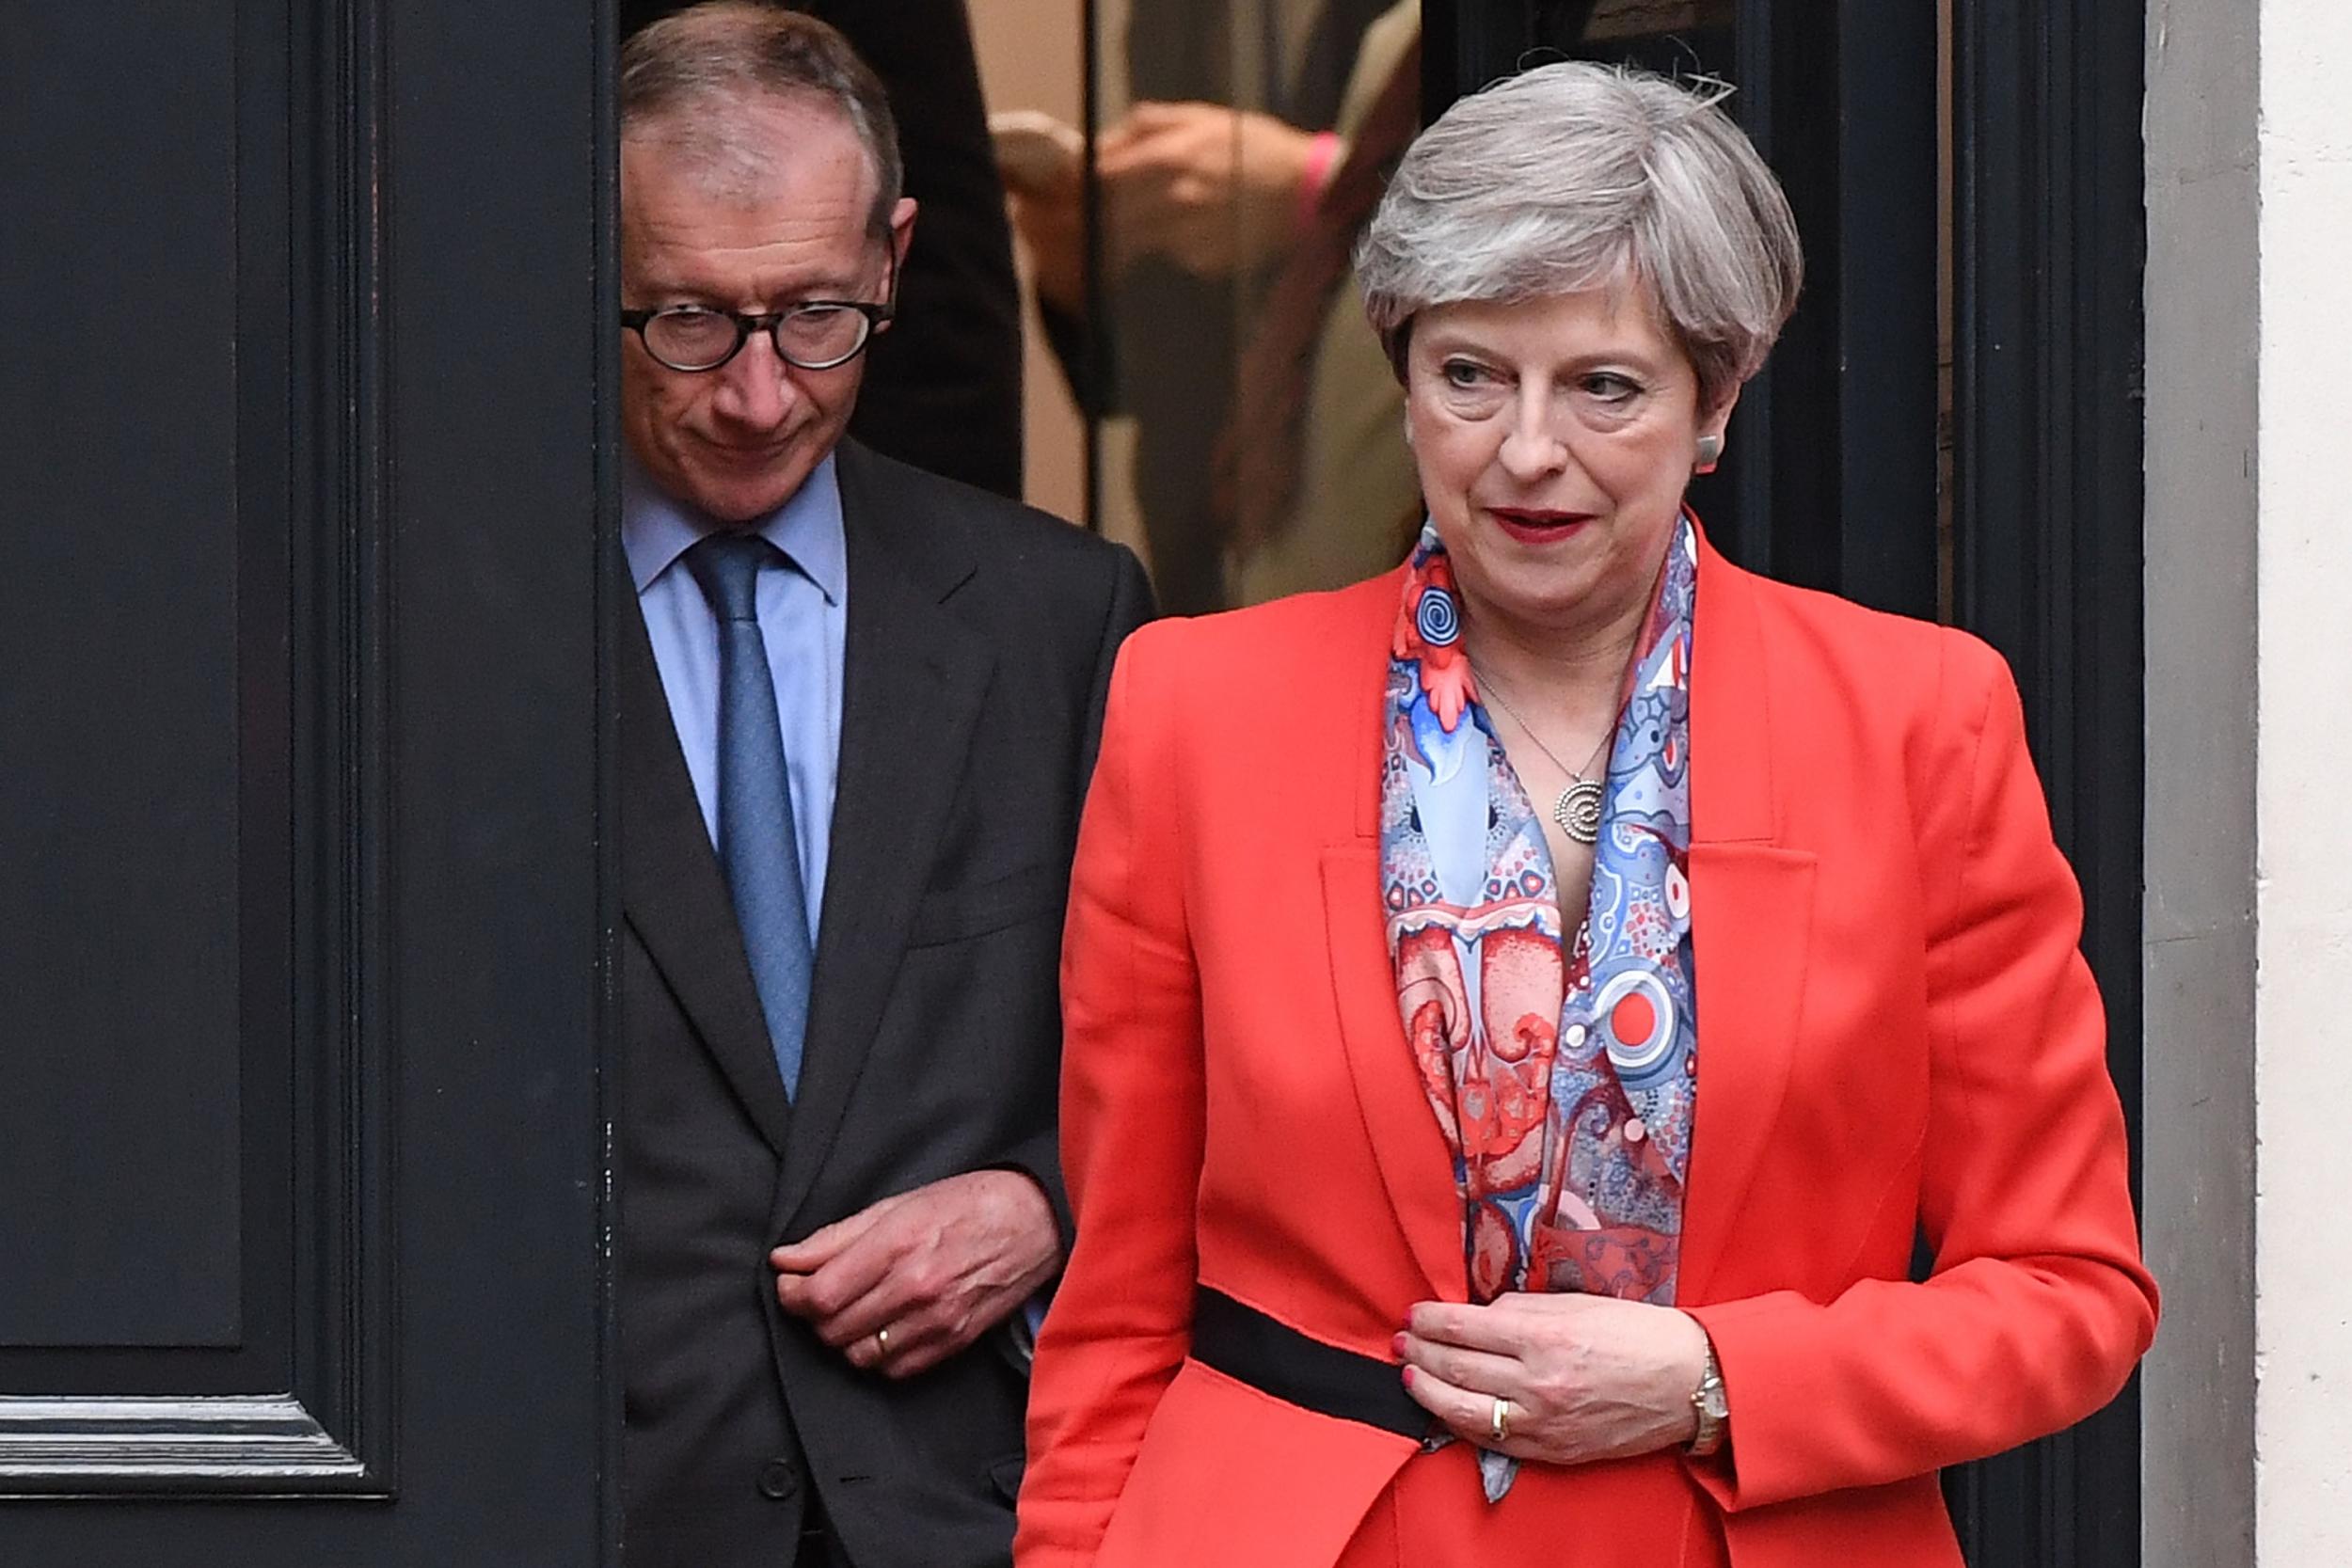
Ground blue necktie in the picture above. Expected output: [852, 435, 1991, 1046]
[685, 532, 814, 1099]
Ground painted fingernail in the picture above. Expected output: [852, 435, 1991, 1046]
[1391, 1332, 1409, 1360]
[1401, 1366, 1416, 1389]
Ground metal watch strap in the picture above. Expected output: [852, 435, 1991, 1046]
[1687, 1338, 1729, 1458]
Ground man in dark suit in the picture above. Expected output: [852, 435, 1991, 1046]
[613, 9, 1152, 1565]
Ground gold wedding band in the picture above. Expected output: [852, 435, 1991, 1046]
[1489, 1396, 1512, 1444]
[875, 1325, 892, 1357]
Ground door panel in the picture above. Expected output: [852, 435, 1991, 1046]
[0, 0, 617, 1559]
[0, 8, 246, 1357]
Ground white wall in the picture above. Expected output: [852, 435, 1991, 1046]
[2148, 0, 2352, 1561]
[2251, 0, 2352, 1559]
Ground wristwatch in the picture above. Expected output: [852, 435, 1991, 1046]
[1687, 1338, 1730, 1457]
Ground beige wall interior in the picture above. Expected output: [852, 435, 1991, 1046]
[968, 0, 1150, 568]
[968, 0, 1089, 528]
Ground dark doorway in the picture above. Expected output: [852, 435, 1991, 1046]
[0, 2, 620, 1562]
[1947, 0, 2149, 1556]
[0, 0, 2148, 1561]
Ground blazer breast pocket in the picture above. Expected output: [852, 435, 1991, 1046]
[905, 862, 1068, 949]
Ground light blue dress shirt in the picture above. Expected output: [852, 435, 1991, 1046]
[625, 452, 848, 944]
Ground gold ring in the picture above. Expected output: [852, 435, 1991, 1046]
[875, 1326, 892, 1356]
[1489, 1395, 1512, 1444]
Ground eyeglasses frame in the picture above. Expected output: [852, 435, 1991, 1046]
[620, 250, 902, 373]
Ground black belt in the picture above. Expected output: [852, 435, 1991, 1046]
[1190, 1285, 1431, 1441]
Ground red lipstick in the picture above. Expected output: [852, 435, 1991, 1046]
[1486, 507, 1595, 546]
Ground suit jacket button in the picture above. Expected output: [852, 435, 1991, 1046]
[757, 1460, 799, 1501]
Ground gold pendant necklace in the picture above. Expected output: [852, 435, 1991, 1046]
[1470, 662, 1613, 847]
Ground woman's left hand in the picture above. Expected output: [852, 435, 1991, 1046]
[1397, 1294, 1711, 1466]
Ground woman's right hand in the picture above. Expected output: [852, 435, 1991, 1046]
[1398, 1292, 1712, 1466]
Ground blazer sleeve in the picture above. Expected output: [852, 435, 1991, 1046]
[989, 544, 1157, 1248]
[1015, 626, 1206, 1564]
[1686, 632, 2159, 1510]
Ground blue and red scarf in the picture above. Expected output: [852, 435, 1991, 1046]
[1379, 514, 1701, 1499]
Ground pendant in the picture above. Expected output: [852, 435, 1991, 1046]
[1553, 779, 1604, 846]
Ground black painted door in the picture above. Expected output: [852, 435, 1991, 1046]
[0, 3, 619, 1563]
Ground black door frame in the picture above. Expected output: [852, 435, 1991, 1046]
[1425, 4, 2147, 1564]
[1948, 0, 2147, 1557]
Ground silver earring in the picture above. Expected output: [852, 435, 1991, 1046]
[1695, 434, 1723, 471]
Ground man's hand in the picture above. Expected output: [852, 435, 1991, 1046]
[771, 1170, 1060, 1379]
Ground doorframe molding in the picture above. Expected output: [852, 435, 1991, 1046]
[0, 1399, 367, 1494]
[2137, 0, 2257, 1562]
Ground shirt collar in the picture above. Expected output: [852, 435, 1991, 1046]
[621, 449, 848, 607]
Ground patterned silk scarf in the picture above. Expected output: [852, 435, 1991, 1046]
[1379, 515, 1700, 1500]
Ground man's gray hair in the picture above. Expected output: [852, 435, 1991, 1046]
[620, 2, 902, 235]
[1356, 60, 1802, 412]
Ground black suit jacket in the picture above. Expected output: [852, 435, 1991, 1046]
[620, 441, 1152, 1567]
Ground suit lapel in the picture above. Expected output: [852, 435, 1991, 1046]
[1323, 569, 1468, 1303]
[773, 444, 993, 1231]
[621, 599, 796, 1155]
[1677, 539, 1815, 1303]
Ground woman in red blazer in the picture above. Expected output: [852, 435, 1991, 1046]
[1018, 60, 2156, 1568]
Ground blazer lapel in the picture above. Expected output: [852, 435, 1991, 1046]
[621, 599, 796, 1155]
[1322, 568, 1468, 1304]
[1677, 539, 1816, 1304]
[1323, 848, 1472, 1303]
[772, 444, 993, 1232]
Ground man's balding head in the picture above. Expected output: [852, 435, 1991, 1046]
[620, 3, 902, 235]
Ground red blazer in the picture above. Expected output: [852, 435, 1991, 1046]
[1017, 539, 2158, 1568]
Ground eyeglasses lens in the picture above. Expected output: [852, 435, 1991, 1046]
[644, 309, 739, 371]
[774, 305, 866, 366]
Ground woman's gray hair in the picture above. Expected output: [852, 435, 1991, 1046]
[620, 2, 902, 237]
[1356, 61, 1803, 412]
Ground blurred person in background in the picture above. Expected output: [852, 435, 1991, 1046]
[999, 0, 1415, 613]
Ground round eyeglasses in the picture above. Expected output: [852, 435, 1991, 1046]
[621, 296, 895, 372]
